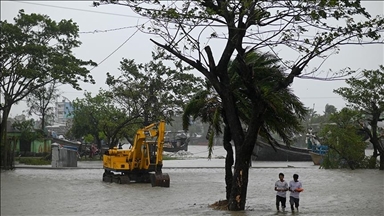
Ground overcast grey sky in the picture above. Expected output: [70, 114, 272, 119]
[1, 1, 383, 118]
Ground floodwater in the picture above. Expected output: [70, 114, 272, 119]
[1, 146, 384, 216]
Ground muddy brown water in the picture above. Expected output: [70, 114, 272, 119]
[1, 146, 383, 216]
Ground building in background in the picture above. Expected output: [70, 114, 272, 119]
[55, 99, 73, 124]
[48, 99, 74, 137]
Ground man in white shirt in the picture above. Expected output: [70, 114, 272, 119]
[289, 174, 303, 213]
[274, 173, 289, 212]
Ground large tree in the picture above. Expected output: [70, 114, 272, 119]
[334, 66, 384, 170]
[106, 50, 204, 126]
[70, 91, 140, 149]
[70, 92, 104, 149]
[95, 0, 384, 210]
[0, 10, 96, 169]
[183, 50, 307, 202]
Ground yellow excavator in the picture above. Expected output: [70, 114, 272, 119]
[102, 120, 170, 187]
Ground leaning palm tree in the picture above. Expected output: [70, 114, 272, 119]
[183, 50, 307, 203]
[230, 51, 307, 147]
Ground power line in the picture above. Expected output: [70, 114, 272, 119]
[79, 25, 139, 34]
[10, 0, 149, 78]
[15, 1, 143, 19]
[90, 27, 142, 71]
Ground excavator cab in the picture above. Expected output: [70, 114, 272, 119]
[102, 121, 170, 187]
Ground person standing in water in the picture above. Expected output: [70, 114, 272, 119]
[274, 173, 289, 212]
[289, 174, 303, 213]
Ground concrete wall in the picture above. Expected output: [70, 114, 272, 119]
[51, 144, 77, 167]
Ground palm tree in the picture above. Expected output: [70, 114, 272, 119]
[182, 50, 307, 202]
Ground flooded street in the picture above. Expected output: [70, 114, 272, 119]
[1, 146, 384, 216]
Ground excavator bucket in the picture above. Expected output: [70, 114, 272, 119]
[150, 173, 170, 187]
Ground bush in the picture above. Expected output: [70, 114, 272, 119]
[162, 155, 182, 160]
[17, 152, 50, 157]
[18, 157, 51, 165]
[321, 153, 378, 169]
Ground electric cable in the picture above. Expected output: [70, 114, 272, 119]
[79, 25, 139, 34]
[14, 1, 143, 19]
[89, 27, 141, 71]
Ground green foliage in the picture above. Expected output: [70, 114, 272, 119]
[12, 119, 43, 143]
[70, 91, 141, 148]
[83, 134, 94, 143]
[69, 92, 102, 141]
[162, 155, 182, 160]
[334, 66, 384, 169]
[106, 50, 204, 126]
[365, 156, 380, 169]
[334, 66, 384, 113]
[18, 157, 51, 165]
[324, 104, 337, 116]
[320, 108, 368, 169]
[183, 82, 221, 130]
[1, 10, 96, 169]
[0, 10, 96, 106]
[230, 51, 307, 146]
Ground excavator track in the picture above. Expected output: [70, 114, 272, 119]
[103, 170, 170, 186]
[102, 171, 130, 184]
[102, 171, 113, 183]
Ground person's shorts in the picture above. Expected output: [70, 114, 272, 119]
[290, 196, 300, 207]
[276, 195, 286, 207]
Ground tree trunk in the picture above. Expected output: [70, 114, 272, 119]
[107, 137, 113, 149]
[42, 114, 47, 153]
[226, 111, 262, 210]
[347, 160, 355, 170]
[41, 111, 45, 131]
[223, 123, 234, 201]
[372, 146, 378, 157]
[1, 106, 12, 170]
[95, 135, 102, 150]
[228, 150, 252, 210]
[219, 86, 264, 210]
[10, 136, 18, 169]
[369, 138, 383, 170]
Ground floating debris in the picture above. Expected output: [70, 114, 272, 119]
[209, 200, 228, 210]
[163, 150, 194, 158]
